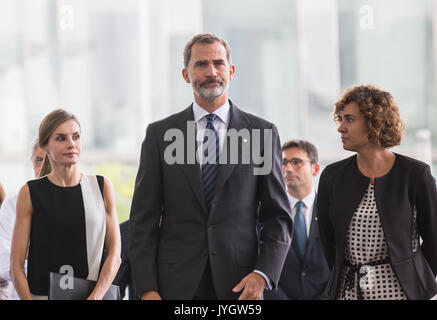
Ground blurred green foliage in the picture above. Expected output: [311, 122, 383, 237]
[94, 162, 137, 223]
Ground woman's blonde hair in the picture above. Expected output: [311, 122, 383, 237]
[38, 109, 81, 177]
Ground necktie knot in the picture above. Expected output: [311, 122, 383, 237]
[206, 113, 218, 124]
[296, 201, 304, 211]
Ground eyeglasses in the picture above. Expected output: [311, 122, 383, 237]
[282, 158, 311, 168]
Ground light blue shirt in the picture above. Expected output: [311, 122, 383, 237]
[192, 100, 273, 291]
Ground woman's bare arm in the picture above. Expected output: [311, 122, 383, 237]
[87, 177, 121, 300]
[10, 184, 33, 300]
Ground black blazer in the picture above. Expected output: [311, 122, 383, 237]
[317, 153, 437, 300]
[129, 100, 293, 299]
[265, 200, 330, 300]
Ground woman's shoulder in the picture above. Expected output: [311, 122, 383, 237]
[394, 152, 429, 172]
[81, 174, 108, 197]
[322, 154, 357, 177]
[26, 176, 47, 186]
[25, 177, 49, 194]
[82, 174, 105, 183]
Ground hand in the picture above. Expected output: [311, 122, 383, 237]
[141, 290, 162, 300]
[232, 272, 266, 300]
[86, 293, 102, 300]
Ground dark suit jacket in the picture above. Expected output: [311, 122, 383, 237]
[265, 199, 330, 300]
[129, 100, 293, 299]
[317, 153, 437, 300]
[113, 220, 135, 300]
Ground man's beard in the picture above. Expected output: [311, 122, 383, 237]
[194, 78, 227, 101]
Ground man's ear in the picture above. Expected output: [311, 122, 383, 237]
[312, 163, 320, 177]
[229, 64, 235, 81]
[182, 68, 191, 83]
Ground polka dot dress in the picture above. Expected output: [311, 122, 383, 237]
[337, 183, 407, 300]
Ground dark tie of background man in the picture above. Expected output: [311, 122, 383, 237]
[294, 201, 307, 257]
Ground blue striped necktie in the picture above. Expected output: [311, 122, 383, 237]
[202, 113, 219, 211]
[294, 201, 307, 256]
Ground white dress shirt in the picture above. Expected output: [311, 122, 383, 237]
[287, 189, 316, 238]
[192, 100, 230, 166]
[191, 100, 272, 290]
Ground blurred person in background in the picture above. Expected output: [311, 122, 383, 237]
[0, 139, 45, 300]
[0, 180, 6, 299]
[0, 181, 5, 206]
[317, 84, 437, 300]
[10, 109, 121, 300]
[113, 220, 135, 300]
[265, 140, 329, 300]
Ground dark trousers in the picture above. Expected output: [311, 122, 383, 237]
[193, 260, 217, 300]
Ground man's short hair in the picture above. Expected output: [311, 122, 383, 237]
[183, 33, 232, 68]
[281, 140, 318, 164]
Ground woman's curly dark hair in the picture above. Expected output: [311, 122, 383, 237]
[334, 84, 405, 148]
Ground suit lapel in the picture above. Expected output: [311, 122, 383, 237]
[172, 101, 251, 214]
[173, 105, 208, 214]
[213, 101, 251, 202]
[291, 234, 304, 266]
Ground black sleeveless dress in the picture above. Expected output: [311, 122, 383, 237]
[26, 175, 106, 298]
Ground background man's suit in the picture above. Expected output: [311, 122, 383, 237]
[129, 100, 293, 299]
[113, 220, 135, 300]
[265, 200, 330, 300]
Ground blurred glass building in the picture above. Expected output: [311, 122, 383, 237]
[1, 0, 436, 220]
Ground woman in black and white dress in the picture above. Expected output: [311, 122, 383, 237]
[317, 84, 437, 300]
[10, 109, 121, 300]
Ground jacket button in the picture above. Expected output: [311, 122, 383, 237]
[302, 272, 306, 277]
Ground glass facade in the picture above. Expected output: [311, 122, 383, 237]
[1, 0, 436, 221]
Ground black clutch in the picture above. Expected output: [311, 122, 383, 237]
[49, 272, 121, 300]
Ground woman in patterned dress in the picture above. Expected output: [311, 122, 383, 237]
[10, 109, 121, 300]
[317, 84, 437, 300]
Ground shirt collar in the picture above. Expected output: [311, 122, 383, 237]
[192, 99, 230, 124]
[287, 189, 316, 210]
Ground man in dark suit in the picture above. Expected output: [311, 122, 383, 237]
[113, 220, 135, 300]
[265, 140, 330, 300]
[129, 34, 292, 300]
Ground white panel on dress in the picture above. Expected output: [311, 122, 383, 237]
[80, 175, 106, 281]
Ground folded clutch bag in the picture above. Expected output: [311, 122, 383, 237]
[49, 272, 120, 300]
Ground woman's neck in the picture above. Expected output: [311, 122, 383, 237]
[356, 147, 395, 181]
[47, 165, 81, 187]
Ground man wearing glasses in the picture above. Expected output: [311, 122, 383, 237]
[265, 140, 330, 300]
